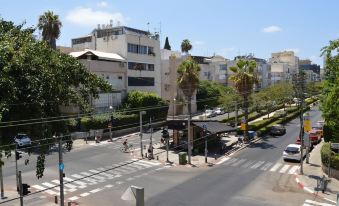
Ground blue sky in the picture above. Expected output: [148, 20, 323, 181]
[1, 0, 338, 66]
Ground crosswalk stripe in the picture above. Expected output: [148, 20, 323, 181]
[42, 182, 60, 191]
[223, 158, 238, 165]
[241, 160, 256, 168]
[250, 161, 265, 169]
[138, 160, 161, 166]
[92, 170, 116, 179]
[80, 192, 90, 197]
[305, 199, 335, 206]
[64, 177, 87, 188]
[260, 162, 273, 171]
[133, 162, 153, 168]
[303, 204, 312, 206]
[127, 163, 144, 170]
[69, 196, 79, 201]
[32, 185, 58, 195]
[216, 157, 230, 165]
[288, 165, 299, 174]
[90, 188, 102, 193]
[231, 159, 247, 166]
[269, 163, 282, 172]
[81, 172, 105, 181]
[279, 165, 290, 173]
[71, 174, 97, 184]
[52, 180, 77, 189]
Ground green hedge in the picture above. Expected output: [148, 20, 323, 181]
[321, 143, 339, 170]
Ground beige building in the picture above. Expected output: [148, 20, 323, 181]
[71, 25, 162, 97]
[69, 49, 127, 110]
[269, 51, 300, 84]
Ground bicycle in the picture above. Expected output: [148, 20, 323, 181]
[120, 143, 134, 153]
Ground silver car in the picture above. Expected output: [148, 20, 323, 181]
[14, 134, 32, 147]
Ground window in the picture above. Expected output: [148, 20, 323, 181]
[127, 43, 152, 55]
[139, 45, 147, 54]
[128, 62, 146, 70]
[128, 77, 154, 86]
[106, 75, 110, 80]
[128, 43, 138, 53]
[118, 76, 122, 80]
[220, 64, 227, 71]
[148, 47, 155, 56]
[148, 64, 155, 71]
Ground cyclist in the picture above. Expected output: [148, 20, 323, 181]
[123, 139, 128, 152]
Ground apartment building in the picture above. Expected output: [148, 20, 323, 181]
[269, 51, 299, 84]
[71, 25, 161, 97]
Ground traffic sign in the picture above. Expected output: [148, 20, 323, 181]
[59, 163, 64, 171]
[303, 132, 310, 147]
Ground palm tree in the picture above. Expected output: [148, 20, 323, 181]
[229, 59, 258, 140]
[38, 11, 62, 49]
[177, 57, 200, 164]
[181, 39, 192, 54]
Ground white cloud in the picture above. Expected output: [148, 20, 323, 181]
[66, 7, 125, 27]
[284, 48, 300, 54]
[97, 1, 108, 8]
[262, 26, 282, 33]
[193, 41, 205, 46]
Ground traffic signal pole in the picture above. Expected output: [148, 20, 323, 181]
[58, 139, 64, 206]
[15, 145, 18, 189]
[18, 171, 23, 206]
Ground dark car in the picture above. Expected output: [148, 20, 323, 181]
[269, 124, 286, 136]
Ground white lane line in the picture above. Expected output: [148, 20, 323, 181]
[71, 174, 97, 185]
[260, 162, 273, 170]
[139, 160, 161, 166]
[64, 177, 87, 189]
[305, 199, 335, 206]
[90, 170, 115, 179]
[52, 180, 77, 189]
[231, 159, 247, 167]
[41, 182, 61, 191]
[126, 177, 134, 181]
[288, 165, 300, 174]
[69, 196, 79, 201]
[241, 160, 256, 168]
[223, 158, 238, 166]
[81, 172, 105, 182]
[127, 163, 144, 170]
[32, 185, 58, 195]
[250, 161, 265, 169]
[216, 157, 230, 165]
[80, 192, 90, 197]
[133, 162, 153, 168]
[279, 165, 291, 173]
[105, 184, 114, 188]
[90, 188, 103, 193]
[269, 163, 282, 172]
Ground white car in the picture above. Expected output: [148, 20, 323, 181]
[14, 134, 32, 147]
[214, 108, 225, 115]
[204, 109, 216, 118]
[283, 144, 305, 162]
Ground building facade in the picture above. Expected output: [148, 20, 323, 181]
[269, 51, 299, 84]
[71, 25, 162, 97]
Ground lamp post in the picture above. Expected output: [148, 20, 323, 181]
[139, 111, 146, 158]
[173, 98, 176, 120]
[109, 106, 113, 142]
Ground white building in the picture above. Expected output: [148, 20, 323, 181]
[71, 25, 162, 97]
[269, 51, 299, 84]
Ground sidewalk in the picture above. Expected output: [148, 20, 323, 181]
[295, 141, 339, 203]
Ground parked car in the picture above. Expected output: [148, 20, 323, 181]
[205, 109, 217, 118]
[309, 130, 321, 145]
[312, 126, 323, 138]
[317, 120, 325, 126]
[214, 107, 225, 115]
[14, 134, 32, 147]
[283, 144, 305, 162]
[269, 124, 286, 136]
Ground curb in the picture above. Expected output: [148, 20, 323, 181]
[294, 173, 337, 204]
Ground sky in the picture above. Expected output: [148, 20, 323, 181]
[1, 0, 339, 67]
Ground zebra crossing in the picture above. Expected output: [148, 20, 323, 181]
[218, 157, 300, 175]
[31, 159, 162, 197]
[302, 199, 335, 206]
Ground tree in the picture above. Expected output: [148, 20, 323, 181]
[177, 57, 200, 164]
[219, 88, 241, 119]
[164, 36, 171, 50]
[229, 59, 258, 140]
[181, 39, 192, 54]
[37, 10, 62, 49]
[320, 39, 339, 142]
[0, 19, 111, 178]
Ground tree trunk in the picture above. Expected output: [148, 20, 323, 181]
[244, 95, 249, 141]
[187, 97, 192, 164]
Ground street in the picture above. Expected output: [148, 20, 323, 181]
[0, 107, 334, 206]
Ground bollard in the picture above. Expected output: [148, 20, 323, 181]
[54, 196, 58, 204]
[145, 153, 147, 158]
[156, 156, 159, 160]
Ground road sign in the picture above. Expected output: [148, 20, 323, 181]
[202, 124, 207, 130]
[59, 163, 64, 171]
[303, 132, 310, 147]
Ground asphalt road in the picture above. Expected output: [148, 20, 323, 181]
[1, 106, 332, 206]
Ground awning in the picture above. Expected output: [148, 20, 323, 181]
[69, 49, 125, 62]
[192, 121, 236, 134]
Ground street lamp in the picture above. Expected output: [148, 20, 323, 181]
[139, 111, 146, 158]
[173, 98, 176, 120]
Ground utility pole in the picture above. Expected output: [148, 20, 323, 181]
[149, 117, 154, 159]
[204, 130, 208, 163]
[139, 111, 146, 158]
[0, 163, 5, 199]
[15, 144, 18, 189]
[187, 98, 192, 164]
[58, 139, 64, 206]
[18, 171, 23, 206]
[235, 102, 238, 128]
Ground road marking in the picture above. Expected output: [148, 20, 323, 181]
[231, 159, 247, 167]
[216, 157, 230, 165]
[81, 172, 105, 181]
[288, 165, 299, 174]
[90, 188, 102, 193]
[126, 177, 134, 181]
[69, 196, 79, 201]
[304, 199, 335, 206]
[32, 185, 58, 195]
[133, 162, 153, 168]
[260, 162, 273, 171]
[80, 192, 90, 197]
[71, 174, 97, 185]
[64, 177, 87, 189]
[139, 160, 161, 166]
[279, 165, 290, 173]
[41, 182, 61, 191]
[52, 180, 77, 189]
[250, 161, 265, 169]
[241, 160, 256, 168]
[105, 184, 114, 188]
[223, 158, 238, 165]
[90, 169, 115, 179]
[269, 163, 282, 172]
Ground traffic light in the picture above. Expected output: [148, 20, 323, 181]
[16, 151, 22, 160]
[22, 183, 30, 195]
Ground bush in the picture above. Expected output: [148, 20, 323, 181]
[321, 143, 339, 170]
